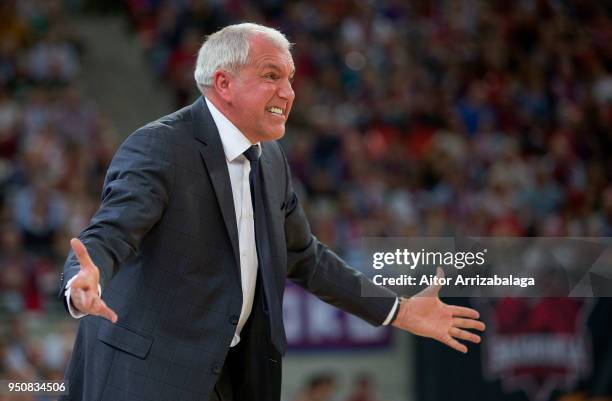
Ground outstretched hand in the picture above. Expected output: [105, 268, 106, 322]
[392, 267, 485, 353]
[69, 238, 118, 323]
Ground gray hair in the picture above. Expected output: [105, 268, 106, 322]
[194, 23, 291, 91]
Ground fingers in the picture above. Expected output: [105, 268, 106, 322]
[69, 273, 89, 290]
[70, 269, 97, 292]
[451, 305, 480, 319]
[91, 297, 118, 323]
[433, 267, 445, 294]
[449, 327, 481, 344]
[424, 267, 445, 296]
[69, 240, 116, 323]
[453, 317, 486, 331]
[71, 238, 96, 271]
[440, 315, 485, 353]
[72, 287, 118, 323]
[442, 335, 468, 354]
[72, 287, 94, 311]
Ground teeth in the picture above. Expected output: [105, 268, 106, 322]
[268, 107, 283, 115]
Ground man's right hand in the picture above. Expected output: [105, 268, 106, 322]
[68, 238, 118, 323]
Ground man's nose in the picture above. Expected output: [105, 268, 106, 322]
[278, 79, 295, 100]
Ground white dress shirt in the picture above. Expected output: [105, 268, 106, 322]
[65, 97, 397, 341]
[205, 97, 260, 346]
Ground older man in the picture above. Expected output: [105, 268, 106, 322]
[59, 23, 484, 401]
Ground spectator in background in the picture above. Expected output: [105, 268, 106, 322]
[0, 88, 20, 161]
[293, 373, 338, 401]
[345, 373, 380, 401]
[0, 224, 30, 312]
[165, 27, 201, 107]
[3, 317, 34, 380]
[26, 28, 79, 83]
[12, 177, 66, 255]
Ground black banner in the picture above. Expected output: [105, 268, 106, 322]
[416, 298, 612, 401]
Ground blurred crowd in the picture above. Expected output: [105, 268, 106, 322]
[1, 0, 612, 398]
[127, 0, 612, 258]
[291, 372, 380, 401]
[0, 0, 115, 387]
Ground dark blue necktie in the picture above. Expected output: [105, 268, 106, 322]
[242, 145, 284, 353]
[243, 146, 262, 214]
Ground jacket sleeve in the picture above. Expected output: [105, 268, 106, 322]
[58, 126, 175, 299]
[279, 144, 397, 326]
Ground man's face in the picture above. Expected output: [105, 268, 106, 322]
[227, 35, 295, 143]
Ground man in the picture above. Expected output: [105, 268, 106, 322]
[58, 23, 484, 401]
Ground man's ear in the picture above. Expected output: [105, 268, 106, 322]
[212, 70, 233, 102]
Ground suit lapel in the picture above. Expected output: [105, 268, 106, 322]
[191, 97, 240, 275]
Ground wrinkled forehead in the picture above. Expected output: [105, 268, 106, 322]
[247, 35, 295, 71]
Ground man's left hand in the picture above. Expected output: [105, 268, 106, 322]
[392, 267, 486, 353]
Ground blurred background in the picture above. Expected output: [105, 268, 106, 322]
[0, 0, 611, 400]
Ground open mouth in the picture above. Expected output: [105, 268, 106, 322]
[266, 106, 284, 116]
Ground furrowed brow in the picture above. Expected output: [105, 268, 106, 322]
[260, 63, 282, 73]
[260, 63, 295, 78]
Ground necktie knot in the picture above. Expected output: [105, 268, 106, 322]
[243, 145, 260, 163]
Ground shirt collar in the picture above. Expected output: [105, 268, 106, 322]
[204, 97, 261, 162]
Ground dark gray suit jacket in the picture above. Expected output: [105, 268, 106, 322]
[58, 97, 396, 401]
